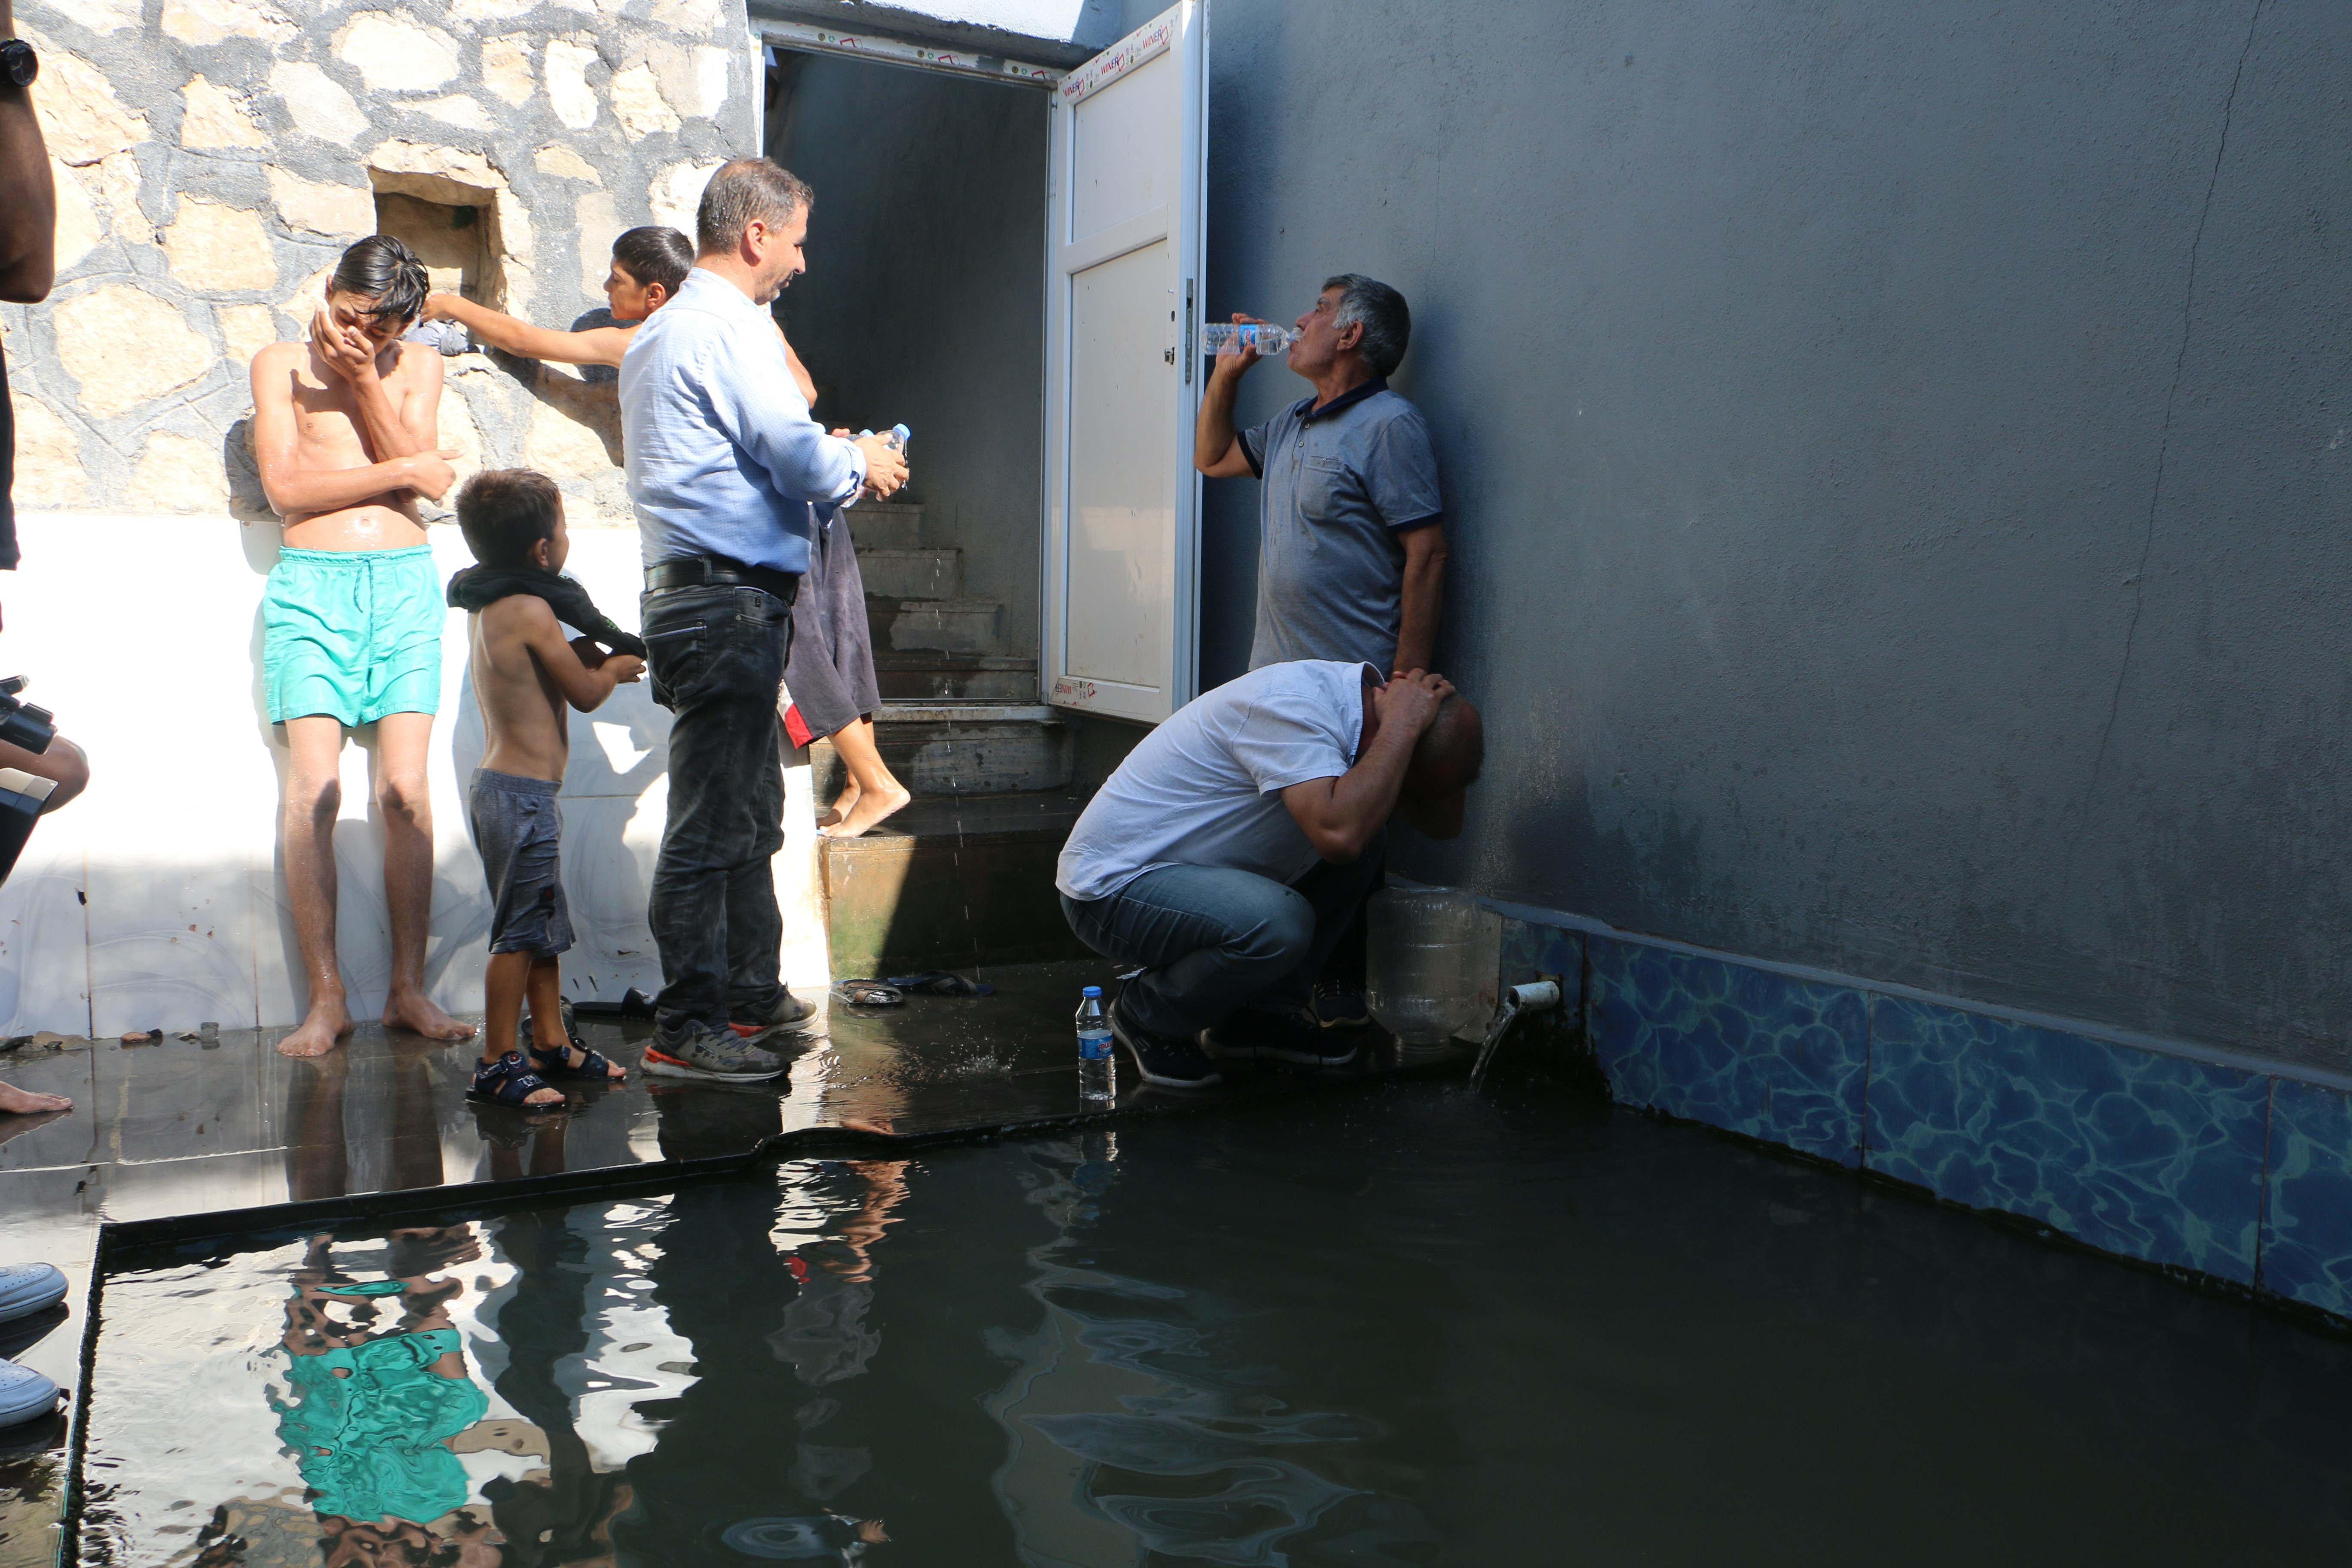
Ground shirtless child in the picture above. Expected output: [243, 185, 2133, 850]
[250, 235, 474, 1057]
[451, 469, 640, 1107]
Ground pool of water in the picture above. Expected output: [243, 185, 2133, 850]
[75, 1079, 2352, 1565]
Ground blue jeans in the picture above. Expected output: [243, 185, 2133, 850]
[1060, 846, 1384, 1038]
[642, 582, 795, 1033]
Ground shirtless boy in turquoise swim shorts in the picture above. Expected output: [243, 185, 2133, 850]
[250, 235, 476, 1058]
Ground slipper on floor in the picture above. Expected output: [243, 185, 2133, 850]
[832, 980, 905, 1008]
[572, 988, 658, 1021]
[887, 971, 996, 998]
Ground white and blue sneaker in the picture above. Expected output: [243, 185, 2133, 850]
[0, 1359, 57, 1427]
[0, 1265, 65, 1326]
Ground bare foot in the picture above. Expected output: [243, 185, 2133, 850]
[819, 782, 911, 839]
[278, 999, 355, 1058]
[818, 781, 860, 830]
[385, 990, 477, 1042]
[0, 1081, 70, 1115]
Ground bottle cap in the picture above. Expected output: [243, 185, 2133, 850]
[1082, 985, 1102, 998]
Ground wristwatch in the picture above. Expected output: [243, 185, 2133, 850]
[0, 41, 35, 89]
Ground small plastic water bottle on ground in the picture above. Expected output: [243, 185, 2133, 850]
[1075, 985, 1114, 1102]
[1202, 323, 1294, 357]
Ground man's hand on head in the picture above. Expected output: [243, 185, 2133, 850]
[1374, 668, 1450, 738]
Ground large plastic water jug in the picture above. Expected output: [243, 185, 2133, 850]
[1366, 888, 1485, 1044]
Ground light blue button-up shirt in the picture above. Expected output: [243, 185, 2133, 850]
[619, 268, 866, 576]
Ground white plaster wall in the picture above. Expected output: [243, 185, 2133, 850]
[0, 514, 828, 1036]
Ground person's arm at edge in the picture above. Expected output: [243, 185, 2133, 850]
[0, 0, 54, 306]
[514, 597, 640, 711]
[1392, 523, 1448, 675]
[249, 344, 457, 513]
[0, 733, 85, 812]
[1279, 674, 1444, 863]
[424, 291, 634, 369]
[778, 327, 816, 406]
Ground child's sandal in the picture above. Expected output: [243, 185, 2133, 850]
[528, 1034, 622, 1081]
[467, 1051, 561, 1108]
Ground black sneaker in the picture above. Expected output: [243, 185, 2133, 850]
[1202, 1006, 1361, 1069]
[1309, 978, 1371, 1029]
[729, 986, 819, 1038]
[1109, 1000, 1222, 1089]
[643, 1022, 785, 1082]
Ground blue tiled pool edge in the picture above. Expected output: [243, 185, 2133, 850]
[1487, 905, 2352, 1325]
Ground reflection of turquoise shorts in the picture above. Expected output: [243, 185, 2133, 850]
[263, 547, 444, 726]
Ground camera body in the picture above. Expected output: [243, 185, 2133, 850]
[0, 679, 58, 887]
[0, 677, 55, 757]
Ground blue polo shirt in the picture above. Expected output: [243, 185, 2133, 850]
[1239, 377, 1442, 671]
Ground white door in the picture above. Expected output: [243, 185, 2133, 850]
[1041, 3, 1208, 724]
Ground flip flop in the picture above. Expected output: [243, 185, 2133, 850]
[832, 980, 905, 1008]
[886, 971, 996, 997]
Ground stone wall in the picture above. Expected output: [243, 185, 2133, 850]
[3, 0, 760, 524]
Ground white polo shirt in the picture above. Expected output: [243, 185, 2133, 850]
[1056, 660, 1374, 902]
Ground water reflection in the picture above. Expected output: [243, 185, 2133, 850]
[86, 1084, 2352, 1565]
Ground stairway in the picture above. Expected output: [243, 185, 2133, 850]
[809, 499, 1093, 979]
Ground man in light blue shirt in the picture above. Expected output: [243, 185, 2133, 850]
[620, 157, 907, 1079]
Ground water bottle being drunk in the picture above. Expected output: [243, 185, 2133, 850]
[1203, 322, 1294, 358]
[1075, 985, 1114, 1102]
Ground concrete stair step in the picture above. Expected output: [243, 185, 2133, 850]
[871, 653, 1038, 703]
[810, 703, 1071, 798]
[870, 597, 1004, 655]
[842, 501, 925, 550]
[819, 788, 1093, 975]
[856, 547, 962, 600]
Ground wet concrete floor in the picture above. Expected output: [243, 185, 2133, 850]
[0, 961, 1464, 1564]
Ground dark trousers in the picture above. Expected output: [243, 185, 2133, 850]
[643, 582, 795, 1033]
[1060, 842, 1384, 1038]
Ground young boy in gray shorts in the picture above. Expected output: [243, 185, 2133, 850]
[451, 469, 646, 1107]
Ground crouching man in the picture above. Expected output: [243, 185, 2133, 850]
[1057, 662, 1483, 1088]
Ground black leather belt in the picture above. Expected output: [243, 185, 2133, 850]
[645, 554, 800, 605]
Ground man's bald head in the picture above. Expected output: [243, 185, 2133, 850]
[1406, 692, 1484, 797]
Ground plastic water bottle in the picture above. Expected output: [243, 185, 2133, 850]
[1202, 323, 1294, 357]
[1075, 985, 1114, 1102]
[857, 423, 911, 451]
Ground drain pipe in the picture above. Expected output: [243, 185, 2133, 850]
[1470, 980, 1562, 1089]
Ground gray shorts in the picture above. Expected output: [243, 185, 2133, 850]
[468, 769, 573, 956]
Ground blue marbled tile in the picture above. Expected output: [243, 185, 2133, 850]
[1498, 917, 1583, 1018]
[1589, 938, 1868, 1167]
[1866, 998, 2268, 1283]
[2258, 1077, 2352, 1315]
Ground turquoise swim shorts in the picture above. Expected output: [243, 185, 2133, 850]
[263, 546, 445, 726]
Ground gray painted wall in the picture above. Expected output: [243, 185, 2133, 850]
[767, 51, 1048, 659]
[1196, 0, 2352, 1075]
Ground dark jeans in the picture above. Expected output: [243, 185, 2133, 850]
[643, 582, 795, 1033]
[1060, 844, 1384, 1038]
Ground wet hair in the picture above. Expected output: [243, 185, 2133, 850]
[332, 234, 430, 328]
[1323, 273, 1411, 377]
[457, 469, 562, 568]
[1410, 694, 1485, 791]
[611, 225, 693, 296]
[696, 157, 812, 255]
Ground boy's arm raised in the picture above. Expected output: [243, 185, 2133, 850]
[424, 292, 633, 369]
[250, 345, 459, 514]
[516, 598, 643, 711]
